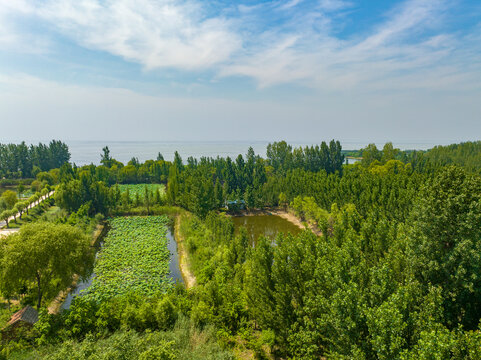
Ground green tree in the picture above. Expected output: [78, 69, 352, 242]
[382, 142, 400, 163]
[214, 179, 223, 208]
[17, 182, 25, 197]
[100, 146, 112, 168]
[1, 209, 13, 228]
[144, 185, 152, 214]
[167, 165, 180, 205]
[266, 141, 293, 172]
[329, 139, 344, 174]
[0, 222, 94, 309]
[1, 190, 17, 209]
[154, 188, 162, 204]
[0, 198, 7, 213]
[15, 201, 26, 219]
[278, 192, 288, 210]
[407, 166, 481, 329]
[361, 143, 382, 167]
[173, 151, 183, 171]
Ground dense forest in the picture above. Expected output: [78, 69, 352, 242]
[0, 141, 70, 179]
[1, 140, 481, 359]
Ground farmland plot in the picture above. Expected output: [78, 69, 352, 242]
[86, 216, 173, 301]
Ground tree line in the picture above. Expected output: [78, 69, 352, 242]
[0, 140, 70, 179]
[359, 141, 481, 174]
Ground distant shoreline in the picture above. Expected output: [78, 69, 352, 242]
[59, 140, 443, 165]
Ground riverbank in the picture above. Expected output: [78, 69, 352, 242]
[174, 214, 196, 289]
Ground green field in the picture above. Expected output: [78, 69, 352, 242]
[86, 216, 173, 301]
[117, 184, 165, 200]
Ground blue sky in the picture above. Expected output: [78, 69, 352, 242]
[0, 0, 480, 143]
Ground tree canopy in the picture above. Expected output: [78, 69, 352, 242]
[0, 222, 94, 309]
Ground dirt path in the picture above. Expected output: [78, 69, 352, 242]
[270, 209, 322, 236]
[0, 190, 55, 230]
[174, 215, 196, 289]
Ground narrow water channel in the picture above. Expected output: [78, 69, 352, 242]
[166, 226, 183, 283]
[61, 226, 182, 310]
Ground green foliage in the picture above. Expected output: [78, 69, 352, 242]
[266, 140, 344, 174]
[423, 141, 481, 173]
[55, 175, 111, 215]
[0, 222, 93, 309]
[20, 321, 233, 360]
[0, 140, 70, 179]
[5, 141, 481, 360]
[117, 184, 165, 201]
[407, 166, 481, 329]
[1, 190, 17, 209]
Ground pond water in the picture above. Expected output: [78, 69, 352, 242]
[166, 226, 183, 283]
[61, 226, 182, 310]
[232, 215, 301, 245]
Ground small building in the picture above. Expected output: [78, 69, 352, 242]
[225, 200, 246, 212]
[1, 305, 39, 340]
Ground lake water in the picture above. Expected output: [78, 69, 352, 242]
[61, 226, 182, 310]
[232, 215, 302, 245]
[65, 140, 443, 165]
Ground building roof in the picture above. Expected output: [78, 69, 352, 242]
[226, 200, 246, 205]
[7, 306, 39, 327]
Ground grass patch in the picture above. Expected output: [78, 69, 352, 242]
[8, 317, 234, 360]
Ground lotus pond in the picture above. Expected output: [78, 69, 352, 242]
[73, 216, 178, 302]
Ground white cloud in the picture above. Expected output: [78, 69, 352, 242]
[0, 0, 479, 94]
[279, 0, 304, 11]
[38, 0, 241, 70]
[0, 0, 240, 70]
[0, 0, 50, 53]
[318, 0, 352, 11]
[220, 0, 481, 92]
[356, 0, 445, 51]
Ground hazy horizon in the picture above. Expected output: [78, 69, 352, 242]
[0, 139, 460, 166]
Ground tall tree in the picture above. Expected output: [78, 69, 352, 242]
[100, 146, 112, 168]
[1, 190, 17, 209]
[167, 165, 180, 205]
[174, 151, 183, 171]
[382, 142, 399, 163]
[407, 166, 481, 329]
[0, 223, 93, 309]
[266, 141, 293, 172]
[361, 143, 382, 166]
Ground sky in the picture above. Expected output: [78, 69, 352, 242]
[0, 0, 480, 144]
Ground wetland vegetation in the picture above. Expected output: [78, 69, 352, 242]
[2, 140, 481, 359]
